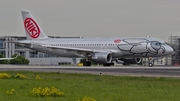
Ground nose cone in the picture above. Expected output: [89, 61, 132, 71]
[165, 45, 174, 55]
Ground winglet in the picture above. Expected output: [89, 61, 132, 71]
[21, 10, 48, 40]
[14, 55, 18, 59]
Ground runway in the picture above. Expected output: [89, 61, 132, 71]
[0, 65, 180, 78]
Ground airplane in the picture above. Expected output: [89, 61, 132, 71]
[14, 10, 173, 67]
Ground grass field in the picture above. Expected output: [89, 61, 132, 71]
[0, 71, 180, 101]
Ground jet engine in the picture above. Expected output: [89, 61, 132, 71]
[119, 58, 142, 64]
[91, 52, 112, 64]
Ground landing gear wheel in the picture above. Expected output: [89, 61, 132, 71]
[87, 61, 91, 66]
[103, 63, 111, 67]
[83, 61, 91, 66]
[148, 63, 153, 67]
[110, 63, 114, 66]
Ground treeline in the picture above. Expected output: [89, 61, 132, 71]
[0, 54, 29, 64]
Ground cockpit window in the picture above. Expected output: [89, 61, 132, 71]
[151, 41, 162, 50]
[155, 42, 161, 46]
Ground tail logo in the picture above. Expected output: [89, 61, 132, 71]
[24, 18, 40, 38]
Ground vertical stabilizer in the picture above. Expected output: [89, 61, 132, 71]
[21, 10, 48, 40]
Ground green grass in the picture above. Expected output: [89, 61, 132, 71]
[0, 71, 180, 101]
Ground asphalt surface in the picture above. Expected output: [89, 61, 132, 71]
[0, 65, 180, 78]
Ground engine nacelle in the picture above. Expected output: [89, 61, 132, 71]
[119, 58, 142, 64]
[91, 53, 112, 64]
[135, 58, 142, 64]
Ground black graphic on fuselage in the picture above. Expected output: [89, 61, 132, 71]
[117, 38, 166, 57]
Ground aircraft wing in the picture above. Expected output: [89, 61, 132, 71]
[10, 41, 105, 53]
[0, 55, 18, 60]
[42, 45, 105, 53]
[0, 58, 14, 60]
[9, 41, 30, 44]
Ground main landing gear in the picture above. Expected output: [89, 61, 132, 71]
[83, 61, 114, 67]
[83, 61, 91, 66]
[103, 63, 114, 66]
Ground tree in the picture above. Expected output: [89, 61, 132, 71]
[79, 58, 86, 63]
[9, 54, 29, 65]
[0, 53, 8, 64]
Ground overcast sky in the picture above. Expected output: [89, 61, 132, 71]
[0, 0, 180, 41]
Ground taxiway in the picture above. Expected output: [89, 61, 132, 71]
[0, 65, 180, 78]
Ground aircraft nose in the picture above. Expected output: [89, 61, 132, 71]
[165, 45, 174, 55]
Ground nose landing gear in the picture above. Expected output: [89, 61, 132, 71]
[147, 57, 154, 67]
[148, 62, 154, 67]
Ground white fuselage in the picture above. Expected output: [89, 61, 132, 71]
[19, 37, 173, 59]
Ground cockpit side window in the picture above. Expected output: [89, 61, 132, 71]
[155, 42, 161, 46]
[151, 41, 162, 50]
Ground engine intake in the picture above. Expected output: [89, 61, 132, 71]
[135, 58, 142, 64]
[91, 53, 112, 64]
